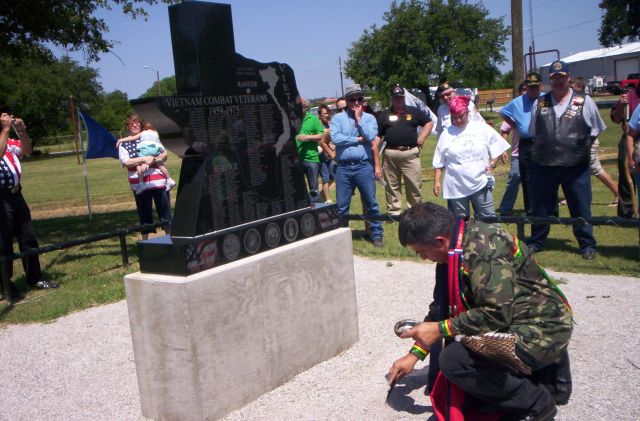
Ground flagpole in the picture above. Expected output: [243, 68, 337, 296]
[77, 109, 93, 220]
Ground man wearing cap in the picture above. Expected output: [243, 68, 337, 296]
[330, 84, 384, 247]
[500, 72, 544, 216]
[434, 82, 484, 139]
[377, 84, 433, 215]
[527, 61, 606, 259]
[296, 97, 325, 203]
[0, 111, 59, 301]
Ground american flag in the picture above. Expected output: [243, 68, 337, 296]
[0, 138, 22, 189]
[118, 139, 167, 193]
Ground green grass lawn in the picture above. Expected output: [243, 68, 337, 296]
[1, 108, 638, 324]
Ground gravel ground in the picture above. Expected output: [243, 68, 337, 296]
[0, 256, 638, 421]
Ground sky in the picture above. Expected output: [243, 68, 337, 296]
[53, 0, 607, 100]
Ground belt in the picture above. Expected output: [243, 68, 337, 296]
[337, 159, 370, 165]
[386, 145, 416, 151]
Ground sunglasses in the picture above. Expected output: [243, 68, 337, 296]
[347, 96, 365, 103]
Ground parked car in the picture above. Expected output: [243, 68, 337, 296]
[607, 73, 640, 94]
[621, 73, 640, 89]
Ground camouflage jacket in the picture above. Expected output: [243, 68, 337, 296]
[448, 219, 573, 364]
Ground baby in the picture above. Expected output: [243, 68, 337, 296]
[117, 122, 176, 193]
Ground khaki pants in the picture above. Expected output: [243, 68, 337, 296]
[382, 147, 422, 215]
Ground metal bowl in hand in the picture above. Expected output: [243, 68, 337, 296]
[394, 319, 419, 337]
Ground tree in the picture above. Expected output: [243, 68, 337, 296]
[0, 0, 176, 62]
[599, 0, 640, 47]
[139, 76, 178, 98]
[0, 56, 103, 140]
[345, 0, 509, 103]
[95, 90, 133, 132]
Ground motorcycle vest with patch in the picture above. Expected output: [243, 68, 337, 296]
[532, 92, 591, 166]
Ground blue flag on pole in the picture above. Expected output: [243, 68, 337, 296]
[80, 111, 119, 159]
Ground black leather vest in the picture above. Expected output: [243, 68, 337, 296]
[532, 92, 591, 166]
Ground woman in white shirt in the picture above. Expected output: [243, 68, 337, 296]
[433, 96, 510, 218]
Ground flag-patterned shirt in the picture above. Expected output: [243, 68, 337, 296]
[0, 138, 22, 189]
[118, 139, 167, 193]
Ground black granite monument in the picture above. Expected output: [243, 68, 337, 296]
[133, 1, 340, 275]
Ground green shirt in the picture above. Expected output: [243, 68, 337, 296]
[296, 111, 325, 163]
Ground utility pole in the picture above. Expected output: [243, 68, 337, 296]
[144, 66, 162, 96]
[511, 0, 524, 97]
[338, 56, 344, 97]
[529, 0, 536, 69]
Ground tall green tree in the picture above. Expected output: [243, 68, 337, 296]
[139, 75, 178, 98]
[0, 56, 103, 140]
[599, 0, 640, 46]
[345, 0, 509, 102]
[95, 90, 133, 132]
[0, 0, 177, 62]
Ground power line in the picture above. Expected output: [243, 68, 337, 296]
[534, 17, 600, 38]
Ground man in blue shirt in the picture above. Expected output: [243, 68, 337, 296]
[626, 104, 640, 208]
[330, 84, 384, 247]
[499, 71, 543, 215]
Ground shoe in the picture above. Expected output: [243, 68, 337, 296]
[372, 238, 384, 248]
[527, 244, 542, 254]
[165, 178, 177, 191]
[608, 198, 619, 207]
[558, 199, 567, 206]
[521, 396, 557, 421]
[9, 291, 25, 302]
[34, 280, 60, 289]
[581, 250, 597, 260]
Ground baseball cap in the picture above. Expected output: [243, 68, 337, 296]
[436, 81, 454, 97]
[391, 84, 405, 97]
[344, 84, 363, 98]
[525, 71, 542, 86]
[549, 60, 569, 77]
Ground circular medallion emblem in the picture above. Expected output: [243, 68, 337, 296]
[300, 213, 316, 237]
[283, 218, 299, 243]
[222, 233, 242, 261]
[264, 223, 281, 248]
[243, 228, 261, 255]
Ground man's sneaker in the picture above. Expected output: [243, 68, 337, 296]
[372, 238, 384, 248]
[166, 178, 177, 191]
[521, 396, 557, 421]
[581, 250, 597, 260]
[8, 291, 25, 302]
[34, 280, 60, 289]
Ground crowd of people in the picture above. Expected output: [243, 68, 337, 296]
[303, 60, 639, 260]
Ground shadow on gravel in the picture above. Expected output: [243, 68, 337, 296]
[386, 366, 433, 416]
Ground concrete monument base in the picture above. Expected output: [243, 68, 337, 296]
[125, 227, 358, 421]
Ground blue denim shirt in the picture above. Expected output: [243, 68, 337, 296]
[330, 110, 378, 162]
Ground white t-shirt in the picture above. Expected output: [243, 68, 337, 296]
[433, 120, 510, 199]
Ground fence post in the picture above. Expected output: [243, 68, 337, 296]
[119, 232, 129, 267]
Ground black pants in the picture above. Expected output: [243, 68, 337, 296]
[0, 189, 42, 295]
[439, 341, 550, 416]
[617, 134, 637, 218]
